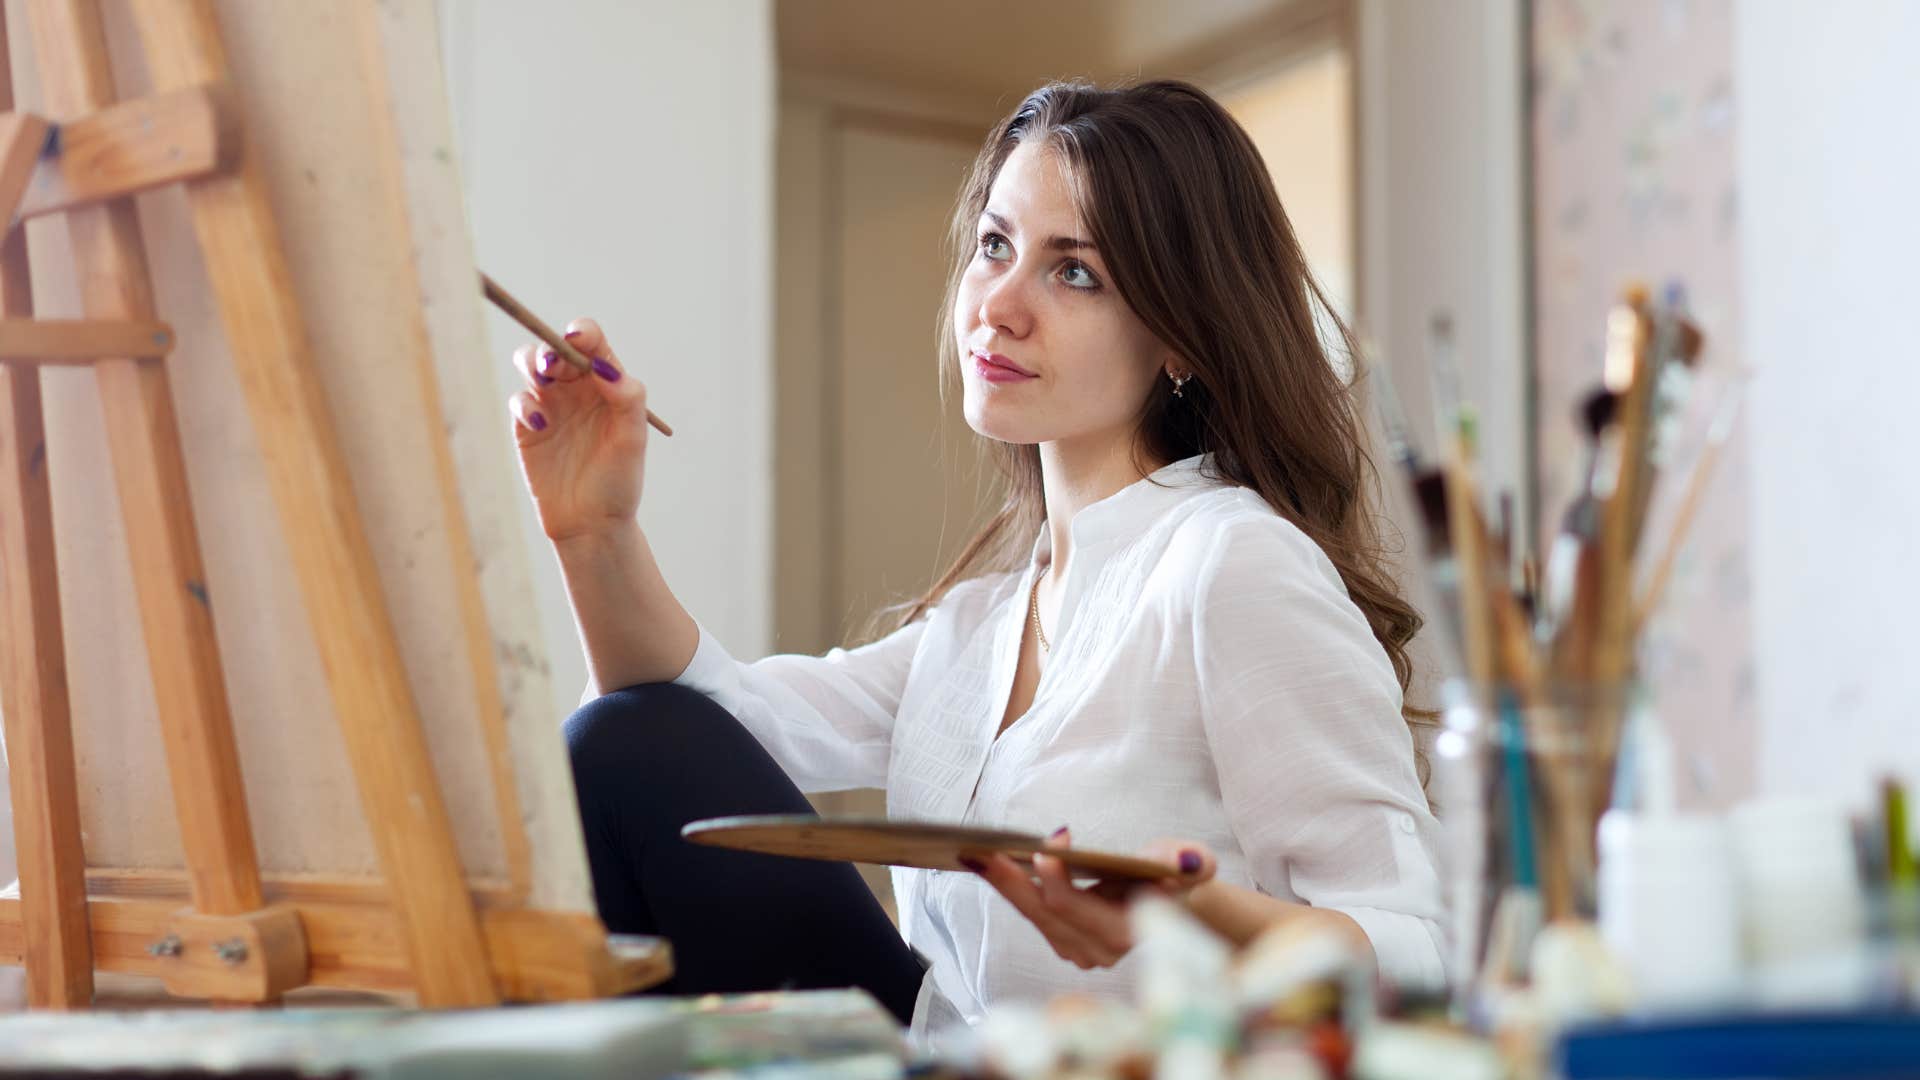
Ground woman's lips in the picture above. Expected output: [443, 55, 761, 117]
[973, 352, 1037, 382]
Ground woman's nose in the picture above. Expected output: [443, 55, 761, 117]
[977, 268, 1035, 339]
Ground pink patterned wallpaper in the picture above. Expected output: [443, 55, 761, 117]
[1530, 0, 1753, 806]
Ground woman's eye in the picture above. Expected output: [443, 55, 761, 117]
[1061, 261, 1099, 289]
[980, 233, 1011, 261]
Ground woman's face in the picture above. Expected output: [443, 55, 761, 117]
[954, 140, 1171, 451]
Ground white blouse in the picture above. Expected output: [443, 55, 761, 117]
[671, 454, 1447, 1046]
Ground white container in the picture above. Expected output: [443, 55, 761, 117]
[1727, 798, 1872, 1009]
[1597, 810, 1743, 1011]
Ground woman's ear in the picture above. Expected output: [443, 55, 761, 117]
[1163, 365, 1193, 398]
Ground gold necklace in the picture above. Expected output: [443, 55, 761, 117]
[1028, 568, 1050, 653]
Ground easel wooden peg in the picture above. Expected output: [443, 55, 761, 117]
[151, 905, 308, 1003]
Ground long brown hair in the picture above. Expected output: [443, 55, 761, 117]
[900, 79, 1426, 727]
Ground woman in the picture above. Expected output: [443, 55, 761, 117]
[506, 80, 1446, 1047]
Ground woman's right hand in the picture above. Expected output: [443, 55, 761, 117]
[507, 318, 652, 544]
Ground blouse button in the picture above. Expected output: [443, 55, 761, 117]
[1396, 813, 1416, 834]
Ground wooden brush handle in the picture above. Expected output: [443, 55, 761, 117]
[480, 273, 674, 438]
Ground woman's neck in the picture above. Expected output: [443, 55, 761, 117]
[1037, 435, 1165, 578]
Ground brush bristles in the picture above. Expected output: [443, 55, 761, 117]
[1582, 387, 1619, 438]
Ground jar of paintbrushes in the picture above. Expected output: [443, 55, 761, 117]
[1435, 679, 1650, 1025]
[1369, 283, 1722, 1037]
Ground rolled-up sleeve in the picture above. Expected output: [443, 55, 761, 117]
[667, 617, 927, 793]
[1193, 515, 1449, 990]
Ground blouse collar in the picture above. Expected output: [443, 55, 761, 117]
[1030, 452, 1222, 568]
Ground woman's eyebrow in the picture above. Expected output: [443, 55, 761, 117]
[982, 209, 1097, 252]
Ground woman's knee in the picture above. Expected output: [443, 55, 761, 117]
[562, 682, 811, 822]
[563, 681, 753, 793]
[566, 681, 714, 758]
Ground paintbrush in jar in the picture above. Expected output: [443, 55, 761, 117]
[1425, 315, 1500, 686]
[1544, 388, 1618, 680]
[1368, 348, 1466, 670]
[1633, 378, 1744, 634]
[1626, 282, 1707, 540]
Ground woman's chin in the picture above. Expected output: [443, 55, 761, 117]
[961, 401, 1039, 444]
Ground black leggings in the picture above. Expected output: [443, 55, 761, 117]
[564, 682, 926, 1024]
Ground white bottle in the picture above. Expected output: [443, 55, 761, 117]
[1597, 809, 1743, 1011]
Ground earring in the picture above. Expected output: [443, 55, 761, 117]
[1170, 371, 1190, 398]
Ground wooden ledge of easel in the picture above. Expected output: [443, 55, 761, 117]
[10, 84, 239, 225]
[0, 318, 173, 361]
[148, 903, 308, 1003]
[0, 870, 672, 1004]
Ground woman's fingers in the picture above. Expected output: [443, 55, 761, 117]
[514, 342, 569, 393]
[967, 832, 1216, 971]
[539, 342, 587, 384]
[971, 854, 1117, 968]
[1032, 851, 1132, 956]
[560, 316, 611, 363]
[562, 317, 647, 410]
[512, 343, 542, 389]
[1137, 838, 1218, 886]
[970, 853, 1123, 968]
[507, 390, 549, 442]
[1034, 826, 1130, 953]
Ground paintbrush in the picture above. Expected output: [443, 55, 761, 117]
[1590, 288, 1654, 680]
[1368, 344, 1422, 474]
[1544, 388, 1617, 676]
[1519, 555, 1539, 624]
[1580, 289, 1660, 828]
[1496, 490, 1516, 591]
[1626, 282, 1707, 539]
[1889, 777, 1916, 887]
[1426, 315, 1500, 686]
[1446, 420, 1499, 687]
[1369, 347, 1468, 671]
[480, 272, 675, 437]
[1632, 379, 1745, 634]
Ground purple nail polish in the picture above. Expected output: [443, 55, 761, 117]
[1050, 826, 1069, 839]
[527, 410, 547, 432]
[958, 857, 986, 874]
[592, 357, 622, 383]
[535, 372, 555, 386]
[1178, 850, 1202, 874]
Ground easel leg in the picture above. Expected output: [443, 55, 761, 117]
[0, 335, 93, 1012]
[0, 15, 92, 1004]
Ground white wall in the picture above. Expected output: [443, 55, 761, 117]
[1737, 0, 1920, 798]
[440, 1, 775, 714]
[1356, 0, 1527, 537]
[1354, 0, 1526, 712]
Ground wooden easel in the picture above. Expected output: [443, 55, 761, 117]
[0, 0, 667, 1009]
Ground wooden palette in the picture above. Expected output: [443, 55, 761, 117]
[681, 816, 1180, 881]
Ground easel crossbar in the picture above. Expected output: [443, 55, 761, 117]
[0, 317, 172, 360]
